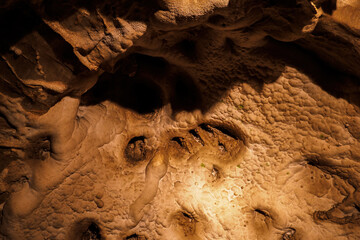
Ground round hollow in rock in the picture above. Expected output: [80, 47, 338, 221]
[68, 219, 103, 240]
[124, 136, 149, 163]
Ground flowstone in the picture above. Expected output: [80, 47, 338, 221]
[0, 0, 360, 239]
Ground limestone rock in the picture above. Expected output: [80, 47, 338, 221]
[0, 0, 360, 239]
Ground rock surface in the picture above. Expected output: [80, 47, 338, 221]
[0, 0, 360, 239]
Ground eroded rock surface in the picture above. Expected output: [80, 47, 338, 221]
[0, 0, 360, 239]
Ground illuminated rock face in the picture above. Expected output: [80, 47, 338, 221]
[0, 0, 360, 239]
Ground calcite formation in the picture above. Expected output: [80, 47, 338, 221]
[0, 0, 360, 239]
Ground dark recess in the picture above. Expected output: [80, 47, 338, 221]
[354, 204, 360, 213]
[82, 53, 204, 114]
[170, 72, 203, 112]
[125, 233, 147, 240]
[254, 209, 271, 218]
[174, 39, 198, 61]
[26, 136, 51, 161]
[0, 3, 41, 54]
[125, 136, 148, 163]
[81, 69, 164, 114]
[207, 14, 227, 27]
[182, 212, 193, 219]
[314, 0, 337, 14]
[81, 222, 102, 240]
[189, 129, 205, 145]
[171, 137, 187, 149]
[81, 54, 165, 114]
[200, 124, 241, 140]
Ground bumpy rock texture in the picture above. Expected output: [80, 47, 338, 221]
[0, 0, 360, 239]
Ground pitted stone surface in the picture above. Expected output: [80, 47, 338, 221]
[0, 0, 360, 239]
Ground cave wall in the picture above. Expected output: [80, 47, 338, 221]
[0, 0, 360, 239]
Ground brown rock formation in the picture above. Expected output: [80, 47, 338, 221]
[0, 0, 360, 239]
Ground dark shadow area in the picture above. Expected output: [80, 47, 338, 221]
[81, 222, 102, 240]
[0, 2, 87, 115]
[207, 14, 227, 27]
[263, 38, 360, 108]
[0, 113, 14, 130]
[171, 137, 188, 150]
[0, 147, 17, 174]
[223, 38, 238, 55]
[82, 53, 204, 114]
[254, 209, 271, 218]
[37, 25, 87, 75]
[125, 233, 147, 240]
[114, 53, 169, 79]
[173, 39, 199, 61]
[81, 58, 164, 114]
[0, 3, 41, 54]
[313, 0, 337, 14]
[68, 219, 103, 240]
[0, 3, 84, 63]
[170, 72, 203, 112]
[200, 124, 240, 141]
[41, 0, 84, 21]
[41, 0, 160, 22]
[0, 65, 22, 99]
[82, 55, 165, 115]
[82, 40, 307, 115]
